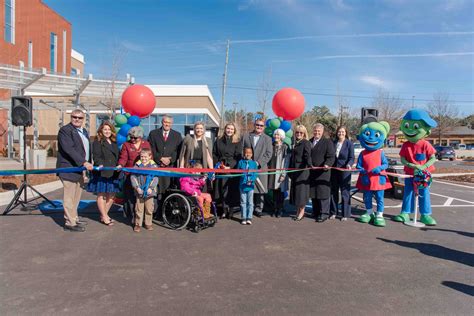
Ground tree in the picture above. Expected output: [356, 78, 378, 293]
[296, 105, 338, 136]
[427, 92, 459, 144]
[102, 42, 128, 118]
[256, 67, 275, 116]
[459, 114, 474, 129]
[371, 88, 407, 129]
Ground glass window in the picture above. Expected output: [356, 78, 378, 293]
[71, 68, 77, 76]
[173, 114, 186, 124]
[187, 114, 204, 124]
[50, 32, 57, 72]
[4, 0, 14, 44]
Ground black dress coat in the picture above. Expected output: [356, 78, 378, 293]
[56, 123, 91, 182]
[212, 136, 243, 208]
[289, 139, 312, 206]
[309, 137, 335, 199]
[91, 139, 119, 178]
[148, 127, 183, 193]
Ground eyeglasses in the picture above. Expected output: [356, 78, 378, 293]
[129, 136, 139, 140]
[295, 131, 303, 134]
[255, 124, 265, 127]
[71, 116, 84, 120]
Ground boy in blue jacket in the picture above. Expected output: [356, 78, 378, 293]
[237, 147, 258, 225]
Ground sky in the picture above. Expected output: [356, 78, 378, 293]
[44, 0, 474, 116]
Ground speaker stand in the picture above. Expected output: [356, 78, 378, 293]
[3, 126, 56, 215]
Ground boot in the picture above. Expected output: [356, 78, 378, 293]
[393, 213, 411, 223]
[420, 215, 437, 226]
[373, 213, 386, 227]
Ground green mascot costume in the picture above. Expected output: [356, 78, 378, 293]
[393, 109, 438, 226]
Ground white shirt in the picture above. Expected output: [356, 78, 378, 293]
[312, 138, 319, 147]
[76, 127, 90, 161]
[336, 141, 343, 158]
[253, 135, 260, 147]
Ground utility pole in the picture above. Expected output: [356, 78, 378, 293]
[220, 39, 230, 128]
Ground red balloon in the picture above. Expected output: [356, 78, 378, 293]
[121, 85, 156, 118]
[272, 88, 305, 121]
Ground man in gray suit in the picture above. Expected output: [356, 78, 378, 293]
[242, 118, 273, 217]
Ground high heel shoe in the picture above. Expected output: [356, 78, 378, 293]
[294, 216, 304, 221]
[100, 217, 114, 226]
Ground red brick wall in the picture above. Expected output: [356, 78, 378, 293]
[0, 0, 72, 74]
[0, 109, 8, 154]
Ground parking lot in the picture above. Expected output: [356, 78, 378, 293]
[1, 176, 473, 315]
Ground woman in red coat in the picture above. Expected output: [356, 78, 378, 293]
[117, 126, 151, 221]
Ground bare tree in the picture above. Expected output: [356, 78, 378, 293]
[371, 88, 407, 129]
[256, 66, 275, 116]
[427, 92, 459, 144]
[102, 42, 128, 118]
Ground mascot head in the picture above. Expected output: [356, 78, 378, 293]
[400, 109, 437, 143]
[358, 121, 390, 151]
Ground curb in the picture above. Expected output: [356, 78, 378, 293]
[0, 180, 63, 206]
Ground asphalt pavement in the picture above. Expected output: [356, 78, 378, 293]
[0, 180, 473, 315]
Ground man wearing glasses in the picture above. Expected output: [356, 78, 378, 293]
[56, 109, 93, 232]
[242, 118, 273, 217]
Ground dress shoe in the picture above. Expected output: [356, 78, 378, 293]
[329, 215, 336, 220]
[316, 216, 328, 223]
[144, 224, 154, 231]
[64, 225, 85, 232]
[254, 211, 262, 218]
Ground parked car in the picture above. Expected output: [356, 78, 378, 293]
[353, 142, 363, 159]
[457, 144, 466, 150]
[435, 146, 456, 161]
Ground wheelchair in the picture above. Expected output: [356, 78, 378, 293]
[161, 189, 218, 233]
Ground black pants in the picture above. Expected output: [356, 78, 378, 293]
[330, 170, 352, 218]
[123, 175, 136, 222]
[312, 198, 330, 219]
[272, 189, 285, 211]
[254, 193, 265, 214]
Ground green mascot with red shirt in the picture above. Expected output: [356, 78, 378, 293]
[394, 109, 438, 226]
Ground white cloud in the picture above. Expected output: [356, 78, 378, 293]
[360, 76, 385, 87]
[120, 40, 145, 53]
[330, 0, 352, 11]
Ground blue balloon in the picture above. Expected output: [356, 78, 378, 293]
[280, 120, 291, 132]
[119, 124, 132, 136]
[127, 115, 141, 127]
[266, 119, 272, 127]
[116, 133, 127, 145]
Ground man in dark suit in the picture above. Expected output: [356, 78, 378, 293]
[309, 123, 335, 222]
[148, 115, 183, 216]
[56, 109, 93, 232]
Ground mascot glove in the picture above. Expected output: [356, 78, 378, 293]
[371, 166, 382, 174]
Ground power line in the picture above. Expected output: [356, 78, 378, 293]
[219, 84, 474, 104]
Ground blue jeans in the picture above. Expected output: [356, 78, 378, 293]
[401, 178, 432, 215]
[363, 190, 385, 214]
[240, 189, 254, 220]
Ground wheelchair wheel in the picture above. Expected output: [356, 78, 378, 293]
[162, 193, 192, 230]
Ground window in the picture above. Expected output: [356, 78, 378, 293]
[4, 0, 15, 44]
[28, 41, 33, 69]
[71, 68, 77, 76]
[50, 32, 57, 72]
[62, 30, 67, 73]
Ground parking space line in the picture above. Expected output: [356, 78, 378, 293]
[430, 192, 474, 204]
[443, 198, 454, 206]
[433, 180, 474, 189]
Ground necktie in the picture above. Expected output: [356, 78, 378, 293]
[163, 132, 168, 141]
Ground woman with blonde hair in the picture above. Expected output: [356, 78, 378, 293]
[88, 121, 120, 226]
[212, 122, 242, 218]
[179, 121, 213, 169]
[288, 124, 312, 221]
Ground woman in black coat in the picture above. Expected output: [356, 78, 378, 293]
[213, 123, 242, 218]
[289, 125, 312, 221]
[330, 126, 355, 221]
[87, 121, 120, 226]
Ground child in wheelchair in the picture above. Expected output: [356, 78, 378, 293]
[179, 162, 213, 218]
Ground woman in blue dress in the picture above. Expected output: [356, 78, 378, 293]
[88, 121, 120, 226]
